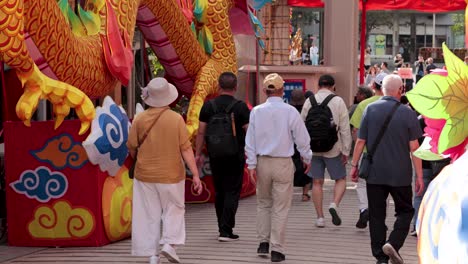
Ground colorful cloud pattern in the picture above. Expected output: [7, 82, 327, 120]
[83, 96, 131, 176]
[102, 165, 133, 241]
[10, 166, 68, 203]
[28, 200, 95, 239]
[418, 152, 468, 263]
[31, 133, 88, 170]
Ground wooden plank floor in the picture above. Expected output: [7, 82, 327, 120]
[2, 179, 419, 264]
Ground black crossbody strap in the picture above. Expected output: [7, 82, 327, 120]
[368, 102, 401, 156]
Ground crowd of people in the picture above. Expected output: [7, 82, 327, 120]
[127, 70, 445, 264]
[360, 52, 439, 94]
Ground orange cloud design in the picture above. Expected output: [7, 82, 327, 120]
[102, 165, 133, 241]
[31, 134, 88, 170]
[28, 200, 95, 239]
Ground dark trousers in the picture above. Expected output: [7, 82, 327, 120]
[416, 75, 423, 84]
[366, 184, 414, 262]
[210, 155, 244, 235]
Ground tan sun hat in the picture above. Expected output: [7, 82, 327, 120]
[141, 77, 178, 107]
[263, 73, 284, 90]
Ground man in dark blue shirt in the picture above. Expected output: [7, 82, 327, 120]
[349, 74, 424, 264]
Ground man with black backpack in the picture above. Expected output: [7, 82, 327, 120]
[195, 72, 250, 242]
[300, 74, 352, 228]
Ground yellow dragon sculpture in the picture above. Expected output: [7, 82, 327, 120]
[0, 0, 241, 137]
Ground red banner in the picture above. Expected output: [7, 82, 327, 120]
[288, 0, 466, 12]
[287, 0, 323, 8]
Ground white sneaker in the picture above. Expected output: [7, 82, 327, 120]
[382, 243, 404, 264]
[316, 217, 325, 228]
[149, 255, 160, 264]
[161, 244, 180, 263]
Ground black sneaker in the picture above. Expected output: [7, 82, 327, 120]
[328, 204, 342, 226]
[356, 209, 369, 229]
[271, 251, 285, 262]
[376, 261, 388, 264]
[257, 242, 269, 257]
[218, 233, 239, 242]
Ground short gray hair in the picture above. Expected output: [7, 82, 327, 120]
[382, 74, 403, 95]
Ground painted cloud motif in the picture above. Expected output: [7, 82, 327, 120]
[83, 96, 131, 176]
[28, 200, 95, 239]
[30, 133, 88, 170]
[10, 166, 68, 203]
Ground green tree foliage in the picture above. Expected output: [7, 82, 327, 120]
[146, 48, 165, 77]
[451, 13, 465, 36]
[363, 11, 394, 43]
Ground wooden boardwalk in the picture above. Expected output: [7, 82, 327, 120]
[1, 179, 419, 263]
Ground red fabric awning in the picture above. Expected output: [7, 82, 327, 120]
[287, 0, 324, 8]
[288, 0, 466, 13]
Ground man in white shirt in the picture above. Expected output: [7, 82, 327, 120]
[301, 75, 352, 228]
[245, 73, 312, 263]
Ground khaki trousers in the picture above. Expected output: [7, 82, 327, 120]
[256, 156, 294, 254]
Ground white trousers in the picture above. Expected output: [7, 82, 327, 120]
[131, 179, 185, 256]
[356, 177, 368, 211]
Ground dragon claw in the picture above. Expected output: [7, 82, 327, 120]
[54, 115, 66, 130]
[23, 119, 31, 127]
[79, 121, 91, 135]
[16, 65, 96, 134]
[16, 85, 42, 123]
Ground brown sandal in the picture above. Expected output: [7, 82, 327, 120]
[302, 194, 311, 201]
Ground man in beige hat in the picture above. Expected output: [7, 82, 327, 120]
[245, 73, 312, 262]
[128, 77, 202, 264]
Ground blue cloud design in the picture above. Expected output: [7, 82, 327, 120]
[94, 104, 130, 167]
[10, 166, 68, 203]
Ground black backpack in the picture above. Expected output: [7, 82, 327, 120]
[205, 100, 240, 158]
[305, 94, 338, 152]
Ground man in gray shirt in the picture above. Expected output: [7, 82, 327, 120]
[349, 74, 424, 264]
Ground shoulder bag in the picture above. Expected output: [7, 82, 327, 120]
[129, 109, 169, 179]
[359, 102, 401, 180]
